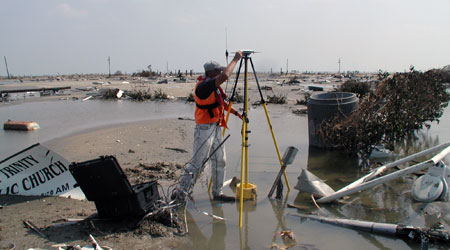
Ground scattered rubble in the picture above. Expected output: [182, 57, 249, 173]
[266, 94, 287, 104]
[124, 88, 152, 101]
[124, 162, 183, 185]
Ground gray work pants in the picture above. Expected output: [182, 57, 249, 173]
[178, 123, 226, 196]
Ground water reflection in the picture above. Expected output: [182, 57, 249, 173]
[210, 201, 226, 250]
[269, 197, 293, 249]
[306, 146, 361, 190]
[184, 211, 208, 249]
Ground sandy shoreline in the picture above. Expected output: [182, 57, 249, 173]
[43, 118, 196, 167]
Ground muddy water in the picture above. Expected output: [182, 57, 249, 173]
[1, 100, 449, 249]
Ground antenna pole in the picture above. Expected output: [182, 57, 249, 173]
[225, 28, 229, 64]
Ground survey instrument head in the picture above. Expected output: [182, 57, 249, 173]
[241, 49, 255, 56]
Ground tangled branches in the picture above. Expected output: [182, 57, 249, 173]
[266, 94, 287, 104]
[338, 80, 370, 99]
[125, 88, 168, 101]
[319, 68, 450, 157]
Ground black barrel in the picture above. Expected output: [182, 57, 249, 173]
[307, 92, 359, 148]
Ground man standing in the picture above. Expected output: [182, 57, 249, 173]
[174, 51, 243, 203]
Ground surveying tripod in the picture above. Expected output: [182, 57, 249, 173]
[212, 49, 291, 227]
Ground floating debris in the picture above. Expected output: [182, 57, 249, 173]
[292, 107, 307, 115]
[82, 95, 93, 102]
[308, 86, 323, 91]
[3, 120, 40, 131]
[369, 145, 397, 158]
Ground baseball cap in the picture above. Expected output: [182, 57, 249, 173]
[204, 61, 225, 72]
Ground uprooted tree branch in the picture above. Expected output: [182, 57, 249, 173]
[319, 67, 450, 158]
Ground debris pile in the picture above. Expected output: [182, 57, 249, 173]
[136, 209, 182, 237]
[123, 88, 169, 101]
[266, 94, 287, 104]
[319, 68, 450, 157]
[152, 88, 168, 100]
[101, 88, 123, 99]
[124, 88, 152, 101]
[185, 92, 195, 102]
[295, 92, 310, 106]
[125, 162, 183, 185]
[230, 90, 244, 103]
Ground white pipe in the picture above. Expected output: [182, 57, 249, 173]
[338, 142, 450, 192]
[431, 145, 450, 164]
[318, 145, 450, 203]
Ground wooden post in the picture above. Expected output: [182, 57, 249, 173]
[4, 56, 11, 79]
[108, 56, 111, 77]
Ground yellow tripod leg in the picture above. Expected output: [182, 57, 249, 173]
[262, 103, 290, 191]
[239, 118, 247, 228]
[208, 102, 234, 193]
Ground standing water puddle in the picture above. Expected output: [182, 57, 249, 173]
[1, 100, 450, 249]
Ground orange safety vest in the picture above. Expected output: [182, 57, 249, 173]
[194, 76, 228, 128]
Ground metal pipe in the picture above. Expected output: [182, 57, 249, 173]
[268, 147, 298, 197]
[289, 214, 398, 236]
[290, 213, 450, 244]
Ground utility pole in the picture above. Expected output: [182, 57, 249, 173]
[286, 59, 289, 76]
[108, 56, 111, 77]
[4, 56, 11, 79]
[338, 58, 341, 74]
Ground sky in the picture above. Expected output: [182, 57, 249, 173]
[1, 0, 449, 76]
